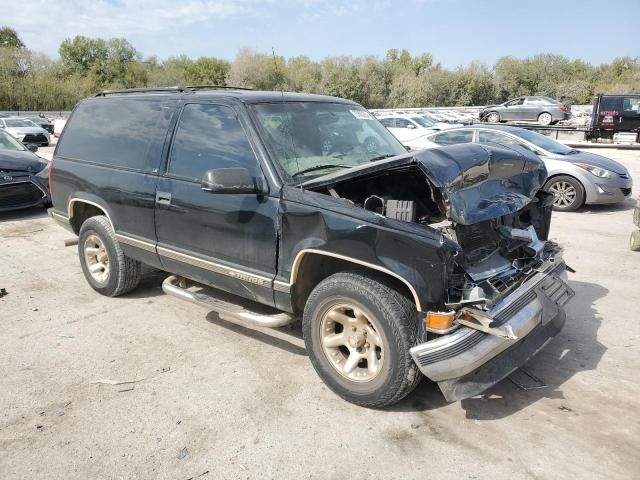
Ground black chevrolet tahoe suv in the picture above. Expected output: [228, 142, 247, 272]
[49, 87, 574, 407]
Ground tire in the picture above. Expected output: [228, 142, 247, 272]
[363, 136, 379, 153]
[631, 230, 640, 252]
[78, 216, 142, 297]
[485, 111, 500, 123]
[538, 112, 552, 126]
[302, 271, 422, 408]
[544, 175, 585, 212]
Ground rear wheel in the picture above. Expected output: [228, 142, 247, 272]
[544, 175, 585, 212]
[303, 272, 422, 408]
[78, 216, 142, 296]
[538, 112, 552, 126]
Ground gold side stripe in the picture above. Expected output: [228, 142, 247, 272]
[115, 234, 157, 253]
[157, 246, 273, 288]
[50, 211, 70, 224]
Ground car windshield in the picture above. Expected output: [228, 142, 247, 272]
[0, 130, 26, 151]
[512, 128, 574, 155]
[250, 102, 407, 181]
[4, 119, 38, 128]
[410, 116, 435, 128]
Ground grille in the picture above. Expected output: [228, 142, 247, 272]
[621, 187, 632, 197]
[22, 134, 48, 144]
[0, 182, 43, 207]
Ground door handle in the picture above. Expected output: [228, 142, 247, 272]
[156, 191, 172, 206]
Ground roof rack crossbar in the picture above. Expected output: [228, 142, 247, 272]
[185, 85, 254, 91]
[95, 86, 192, 97]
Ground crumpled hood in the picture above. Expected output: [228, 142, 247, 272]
[303, 143, 547, 225]
[412, 144, 547, 224]
[0, 150, 47, 173]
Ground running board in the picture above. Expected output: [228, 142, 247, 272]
[162, 275, 297, 328]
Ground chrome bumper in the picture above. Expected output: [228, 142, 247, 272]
[410, 258, 574, 401]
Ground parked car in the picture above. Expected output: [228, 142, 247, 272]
[0, 117, 51, 146]
[378, 113, 453, 146]
[0, 129, 50, 212]
[480, 96, 570, 126]
[26, 115, 54, 134]
[421, 125, 632, 211]
[49, 87, 574, 407]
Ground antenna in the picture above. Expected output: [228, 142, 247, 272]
[272, 47, 284, 97]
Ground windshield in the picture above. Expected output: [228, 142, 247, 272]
[4, 119, 38, 128]
[250, 102, 407, 181]
[0, 130, 26, 151]
[410, 116, 435, 128]
[513, 128, 573, 155]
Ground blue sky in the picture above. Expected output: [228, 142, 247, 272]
[4, 0, 640, 67]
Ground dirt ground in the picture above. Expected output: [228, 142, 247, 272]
[1, 147, 638, 480]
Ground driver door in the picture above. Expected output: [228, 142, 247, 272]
[502, 98, 525, 121]
[155, 102, 279, 306]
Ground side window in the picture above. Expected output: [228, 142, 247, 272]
[506, 98, 524, 106]
[380, 118, 395, 128]
[431, 130, 473, 146]
[395, 118, 413, 128]
[622, 97, 640, 113]
[599, 96, 620, 112]
[168, 104, 257, 181]
[478, 130, 518, 145]
[56, 98, 173, 171]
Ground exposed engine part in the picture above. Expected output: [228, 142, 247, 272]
[386, 200, 417, 222]
[462, 283, 485, 302]
[363, 195, 385, 214]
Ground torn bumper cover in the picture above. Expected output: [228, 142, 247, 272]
[410, 257, 574, 401]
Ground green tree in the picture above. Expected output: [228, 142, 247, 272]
[0, 26, 25, 48]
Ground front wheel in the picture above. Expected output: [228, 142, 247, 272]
[303, 272, 422, 408]
[544, 175, 585, 212]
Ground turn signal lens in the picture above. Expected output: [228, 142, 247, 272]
[425, 311, 455, 331]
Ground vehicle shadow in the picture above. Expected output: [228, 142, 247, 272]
[392, 279, 608, 417]
[205, 311, 306, 356]
[579, 196, 636, 213]
[0, 207, 48, 224]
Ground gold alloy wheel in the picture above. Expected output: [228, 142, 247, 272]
[84, 234, 110, 283]
[319, 304, 384, 382]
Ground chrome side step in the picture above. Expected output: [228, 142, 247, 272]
[162, 275, 297, 328]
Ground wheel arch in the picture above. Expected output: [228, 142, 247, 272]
[289, 249, 421, 313]
[68, 197, 114, 235]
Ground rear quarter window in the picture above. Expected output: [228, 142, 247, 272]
[56, 97, 175, 171]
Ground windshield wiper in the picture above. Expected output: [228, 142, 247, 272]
[291, 164, 350, 178]
[369, 154, 396, 162]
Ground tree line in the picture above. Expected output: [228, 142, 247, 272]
[1, 26, 639, 111]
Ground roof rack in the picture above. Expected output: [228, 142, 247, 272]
[185, 85, 254, 91]
[95, 86, 192, 97]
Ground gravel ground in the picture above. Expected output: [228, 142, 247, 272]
[0, 147, 638, 480]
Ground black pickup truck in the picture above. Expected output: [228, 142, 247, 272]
[48, 87, 574, 407]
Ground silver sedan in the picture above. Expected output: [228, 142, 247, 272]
[418, 125, 633, 211]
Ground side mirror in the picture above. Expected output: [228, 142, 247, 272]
[406, 124, 416, 129]
[201, 168, 267, 195]
[27, 144, 38, 152]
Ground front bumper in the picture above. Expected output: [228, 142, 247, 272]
[584, 174, 632, 205]
[410, 258, 574, 401]
[0, 178, 50, 212]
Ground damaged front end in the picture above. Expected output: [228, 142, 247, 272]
[303, 143, 575, 401]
